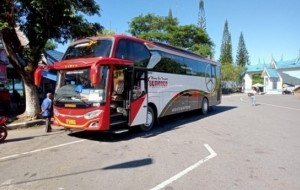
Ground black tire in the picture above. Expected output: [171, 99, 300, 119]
[139, 106, 155, 132]
[0, 126, 8, 143]
[200, 98, 209, 115]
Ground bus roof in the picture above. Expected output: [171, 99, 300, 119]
[70, 34, 220, 66]
[70, 34, 148, 46]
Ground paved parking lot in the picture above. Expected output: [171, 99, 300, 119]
[0, 94, 299, 190]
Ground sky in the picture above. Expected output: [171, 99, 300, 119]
[57, 0, 300, 65]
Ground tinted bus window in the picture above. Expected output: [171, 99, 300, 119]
[116, 40, 150, 67]
[153, 51, 186, 74]
[198, 61, 207, 77]
[64, 39, 112, 60]
[116, 40, 128, 59]
[129, 41, 150, 67]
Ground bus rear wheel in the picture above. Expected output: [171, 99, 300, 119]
[140, 106, 155, 132]
[201, 98, 209, 115]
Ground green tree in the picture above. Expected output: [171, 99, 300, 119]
[0, 0, 103, 119]
[45, 41, 57, 50]
[219, 20, 233, 65]
[128, 13, 214, 57]
[128, 13, 178, 42]
[236, 32, 250, 67]
[100, 29, 116, 35]
[252, 73, 263, 84]
[169, 25, 213, 57]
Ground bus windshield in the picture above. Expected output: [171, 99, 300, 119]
[64, 39, 112, 60]
[55, 66, 109, 104]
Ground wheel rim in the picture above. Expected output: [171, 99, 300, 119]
[202, 99, 208, 114]
[145, 110, 153, 127]
[140, 108, 154, 132]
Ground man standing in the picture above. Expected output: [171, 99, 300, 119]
[248, 88, 256, 106]
[41, 93, 53, 132]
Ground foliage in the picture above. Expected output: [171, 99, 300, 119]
[236, 32, 250, 67]
[128, 13, 214, 58]
[252, 73, 264, 84]
[100, 29, 116, 35]
[221, 64, 242, 82]
[128, 13, 178, 41]
[221, 64, 245, 93]
[219, 20, 233, 65]
[45, 41, 57, 50]
[0, 0, 103, 118]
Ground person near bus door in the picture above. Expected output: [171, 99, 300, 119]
[41, 93, 53, 132]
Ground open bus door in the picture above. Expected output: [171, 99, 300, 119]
[128, 68, 149, 128]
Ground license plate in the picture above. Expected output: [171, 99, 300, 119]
[66, 119, 76, 125]
[65, 104, 76, 108]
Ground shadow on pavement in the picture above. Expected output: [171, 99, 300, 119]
[3, 136, 34, 143]
[69, 105, 237, 142]
[102, 158, 153, 170]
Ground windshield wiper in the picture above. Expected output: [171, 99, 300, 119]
[79, 98, 91, 107]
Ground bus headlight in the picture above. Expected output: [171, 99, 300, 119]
[54, 108, 60, 116]
[84, 110, 102, 119]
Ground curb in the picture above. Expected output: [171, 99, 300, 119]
[7, 119, 45, 130]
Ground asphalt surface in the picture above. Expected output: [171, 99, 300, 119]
[0, 93, 299, 190]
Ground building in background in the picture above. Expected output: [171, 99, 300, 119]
[0, 28, 64, 114]
[244, 55, 300, 94]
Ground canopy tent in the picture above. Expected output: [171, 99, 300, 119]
[252, 83, 264, 87]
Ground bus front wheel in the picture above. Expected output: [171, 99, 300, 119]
[201, 98, 209, 115]
[140, 106, 155, 132]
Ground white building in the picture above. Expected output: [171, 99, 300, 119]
[244, 56, 300, 94]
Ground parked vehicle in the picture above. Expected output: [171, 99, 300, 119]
[34, 34, 222, 133]
[282, 87, 295, 95]
[0, 116, 8, 143]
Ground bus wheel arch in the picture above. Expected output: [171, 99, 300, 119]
[201, 97, 209, 115]
[139, 103, 157, 132]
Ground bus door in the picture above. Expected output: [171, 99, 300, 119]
[128, 68, 148, 126]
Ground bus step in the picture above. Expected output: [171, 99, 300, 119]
[110, 112, 124, 118]
[110, 120, 127, 126]
[111, 129, 129, 134]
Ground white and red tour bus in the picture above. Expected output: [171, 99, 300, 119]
[35, 35, 221, 132]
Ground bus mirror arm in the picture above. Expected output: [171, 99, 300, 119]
[147, 52, 161, 69]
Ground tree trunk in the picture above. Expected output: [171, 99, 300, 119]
[23, 82, 40, 119]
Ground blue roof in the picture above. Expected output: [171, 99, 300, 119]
[265, 68, 279, 78]
[246, 64, 264, 72]
[45, 50, 64, 64]
[276, 58, 300, 69]
[247, 57, 300, 73]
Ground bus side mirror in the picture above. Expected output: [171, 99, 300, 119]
[90, 64, 99, 85]
[147, 51, 161, 69]
[34, 66, 43, 87]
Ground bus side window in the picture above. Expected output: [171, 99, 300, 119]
[132, 72, 145, 100]
[116, 40, 128, 59]
[132, 83, 143, 100]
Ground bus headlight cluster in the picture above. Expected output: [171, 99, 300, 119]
[84, 110, 102, 119]
[92, 103, 101, 107]
[54, 108, 60, 116]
